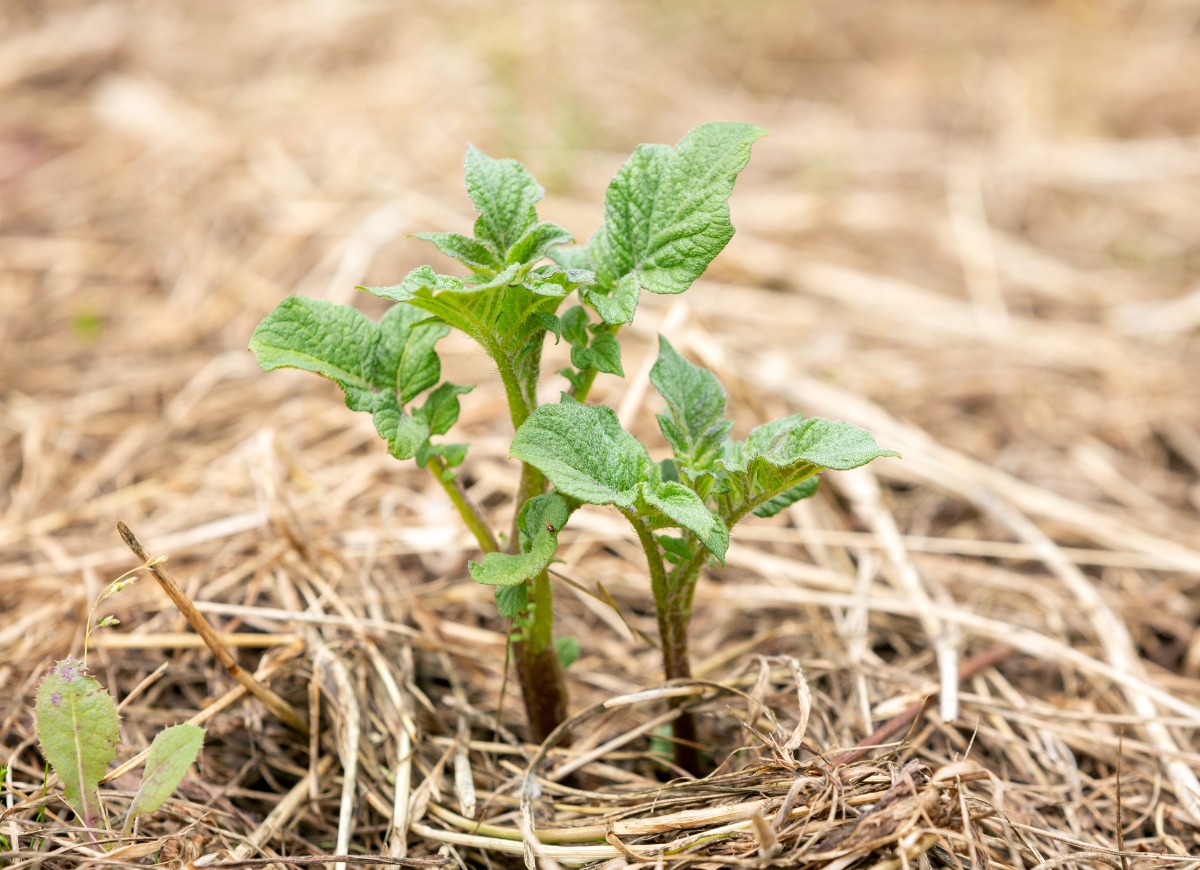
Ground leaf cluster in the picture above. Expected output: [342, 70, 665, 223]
[249, 122, 771, 461]
[247, 121, 899, 697]
[495, 338, 898, 588]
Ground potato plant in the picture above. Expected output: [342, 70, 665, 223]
[250, 122, 896, 769]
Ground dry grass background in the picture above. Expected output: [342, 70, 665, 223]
[3, 0, 1200, 867]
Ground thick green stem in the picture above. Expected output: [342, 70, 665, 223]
[427, 456, 500, 554]
[490, 331, 570, 743]
[513, 649, 567, 747]
[512, 568, 566, 743]
[631, 516, 703, 775]
[489, 341, 532, 432]
[669, 500, 755, 620]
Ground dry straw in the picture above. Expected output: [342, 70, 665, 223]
[3, 0, 1200, 867]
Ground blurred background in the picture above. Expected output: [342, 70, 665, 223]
[4, 0, 1200, 672]
[4, 0, 1200, 862]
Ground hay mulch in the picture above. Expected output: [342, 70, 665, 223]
[3, 1, 1200, 867]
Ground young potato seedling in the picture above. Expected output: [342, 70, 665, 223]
[250, 122, 896, 769]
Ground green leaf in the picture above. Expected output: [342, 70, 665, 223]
[581, 331, 623, 376]
[361, 265, 466, 302]
[468, 531, 558, 586]
[416, 441, 468, 469]
[468, 492, 571, 588]
[511, 398, 651, 507]
[250, 296, 394, 412]
[371, 391, 429, 460]
[560, 307, 623, 377]
[555, 637, 581, 670]
[558, 366, 588, 394]
[35, 659, 120, 826]
[587, 273, 641, 326]
[126, 724, 204, 825]
[741, 415, 899, 473]
[650, 336, 732, 478]
[549, 245, 593, 272]
[412, 232, 499, 273]
[535, 313, 562, 342]
[494, 584, 528, 619]
[383, 304, 450, 404]
[249, 296, 450, 461]
[753, 476, 820, 518]
[416, 382, 473, 436]
[640, 481, 728, 562]
[511, 400, 726, 558]
[560, 305, 589, 347]
[467, 493, 572, 587]
[585, 122, 767, 324]
[464, 145, 543, 259]
[523, 266, 594, 298]
[718, 416, 898, 521]
[656, 533, 693, 564]
[365, 264, 552, 358]
[507, 222, 573, 267]
[518, 492, 573, 544]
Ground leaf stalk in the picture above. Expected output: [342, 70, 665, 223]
[630, 514, 702, 774]
[427, 455, 500, 554]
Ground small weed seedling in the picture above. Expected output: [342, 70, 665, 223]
[251, 122, 896, 769]
[34, 570, 204, 836]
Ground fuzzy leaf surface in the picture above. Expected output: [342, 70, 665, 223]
[464, 145, 543, 259]
[656, 533, 693, 564]
[370, 392, 429, 459]
[412, 232, 499, 273]
[250, 296, 450, 459]
[468, 494, 571, 587]
[417, 382, 474, 436]
[468, 532, 558, 586]
[585, 122, 767, 323]
[494, 584, 529, 619]
[383, 304, 450, 403]
[522, 266, 590, 298]
[640, 481, 728, 561]
[126, 724, 204, 824]
[511, 399, 726, 558]
[511, 399, 650, 506]
[465, 492, 568, 588]
[507, 222, 574, 267]
[560, 307, 623, 377]
[35, 660, 120, 826]
[251, 297, 396, 411]
[650, 336, 732, 479]
[718, 417, 898, 521]
[736, 416, 899, 473]
[365, 265, 557, 358]
[549, 245, 593, 272]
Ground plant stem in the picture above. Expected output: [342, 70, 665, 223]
[630, 516, 702, 775]
[489, 341, 531, 431]
[426, 456, 500, 554]
[512, 568, 568, 744]
[492, 332, 571, 744]
[569, 366, 600, 404]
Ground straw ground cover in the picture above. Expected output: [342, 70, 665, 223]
[3, 1, 1200, 867]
